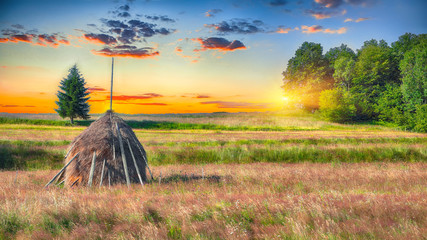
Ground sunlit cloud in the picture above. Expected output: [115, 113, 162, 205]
[305, 9, 347, 19]
[314, 0, 377, 8]
[193, 37, 246, 52]
[301, 25, 347, 34]
[205, 9, 222, 17]
[344, 17, 370, 22]
[0, 104, 35, 108]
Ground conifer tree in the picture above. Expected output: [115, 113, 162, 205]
[55, 65, 90, 124]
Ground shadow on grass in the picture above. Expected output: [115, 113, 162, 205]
[0, 145, 63, 170]
[155, 174, 221, 184]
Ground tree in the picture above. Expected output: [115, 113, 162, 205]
[55, 65, 90, 124]
[333, 55, 355, 90]
[392, 33, 426, 61]
[325, 44, 356, 68]
[319, 88, 356, 123]
[351, 40, 400, 120]
[399, 39, 427, 113]
[282, 42, 332, 110]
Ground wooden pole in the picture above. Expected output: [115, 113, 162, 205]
[116, 122, 130, 187]
[110, 57, 114, 111]
[88, 151, 96, 187]
[100, 159, 106, 187]
[44, 153, 79, 188]
[127, 139, 144, 186]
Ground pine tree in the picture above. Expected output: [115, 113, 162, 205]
[55, 65, 90, 124]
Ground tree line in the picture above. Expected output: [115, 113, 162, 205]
[282, 33, 426, 132]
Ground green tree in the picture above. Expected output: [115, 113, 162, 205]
[325, 44, 356, 68]
[376, 83, 405, 124]
[351, 39, 400, 120]
[282, 42, 332, 111]
[392, 33, 426, 61]
[319, 88, 356, 123]
[333, 55, 355, 90]
[399, 39, 427, 113]
[55, 65, 90, 124]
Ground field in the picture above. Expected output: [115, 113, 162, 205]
[0, 112, 426, 239]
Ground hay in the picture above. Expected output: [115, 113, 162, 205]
[57, 111, 148, 187]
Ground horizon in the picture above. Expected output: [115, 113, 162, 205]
[1, 0, 426, 115]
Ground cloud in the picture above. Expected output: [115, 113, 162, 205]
[119, 102, 168, 106]
[267, 0, 288, 6]
[193, 37, 246, 52]
[314, 0, 343, 8]
[275, 26, 293, 34]
[301, 25, 324, 33]
[323, 27, 347, 34]
[0, 27, 70, 48]
[205, 9, 222, 17]
[11, 24, 24, 29]
[205, 19, 266, 34]
[87, 86, 107, 93]
[200, 101, 269, 109]
[8, 34, 33, 43]
[0, 104, 35, 108]
[305, 9, 346, 19]
[314, 0, 376, 8]
[106, 93, 163, 101]
[195, 95, 211, 98]
[91, 46, 159, 58]
[344, 17, 370, 22]
[145, 15, 176, 23]
[301, 25, 347, 34]
[111, 4, 131, 18]
[84, 33, 117, 45]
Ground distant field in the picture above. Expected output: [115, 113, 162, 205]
[0, 112, 426, 239]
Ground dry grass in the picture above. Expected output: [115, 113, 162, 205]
[1, 163, 426, 239]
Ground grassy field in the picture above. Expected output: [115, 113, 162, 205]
[0, 112, 426, 239]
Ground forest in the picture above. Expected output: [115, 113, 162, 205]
[282, 33, 426, 132]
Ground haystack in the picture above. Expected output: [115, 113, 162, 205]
[45, 110, 152, 187]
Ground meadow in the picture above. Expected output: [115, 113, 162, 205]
[0, 112, 426, 239]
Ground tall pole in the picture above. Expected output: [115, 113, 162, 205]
[110, 57, 114, 111]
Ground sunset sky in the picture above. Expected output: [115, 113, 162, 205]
[0, 0, 425, 114]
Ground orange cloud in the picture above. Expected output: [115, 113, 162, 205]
[301, 25, 324, 33]
[106, 93, 163, 101]
[83, 33, 117, 45]
[301, 25, 347, 34]
[323, 27, 347, 34]
[344, 17, 370, 23]
[275, 27, 292, 34]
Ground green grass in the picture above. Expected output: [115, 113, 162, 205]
[1, 138, 426, 170]
[149, 146, 426, 165]
[0, 116, 391, 131]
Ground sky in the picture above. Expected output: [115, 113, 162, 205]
[0, 0, 426, 114]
